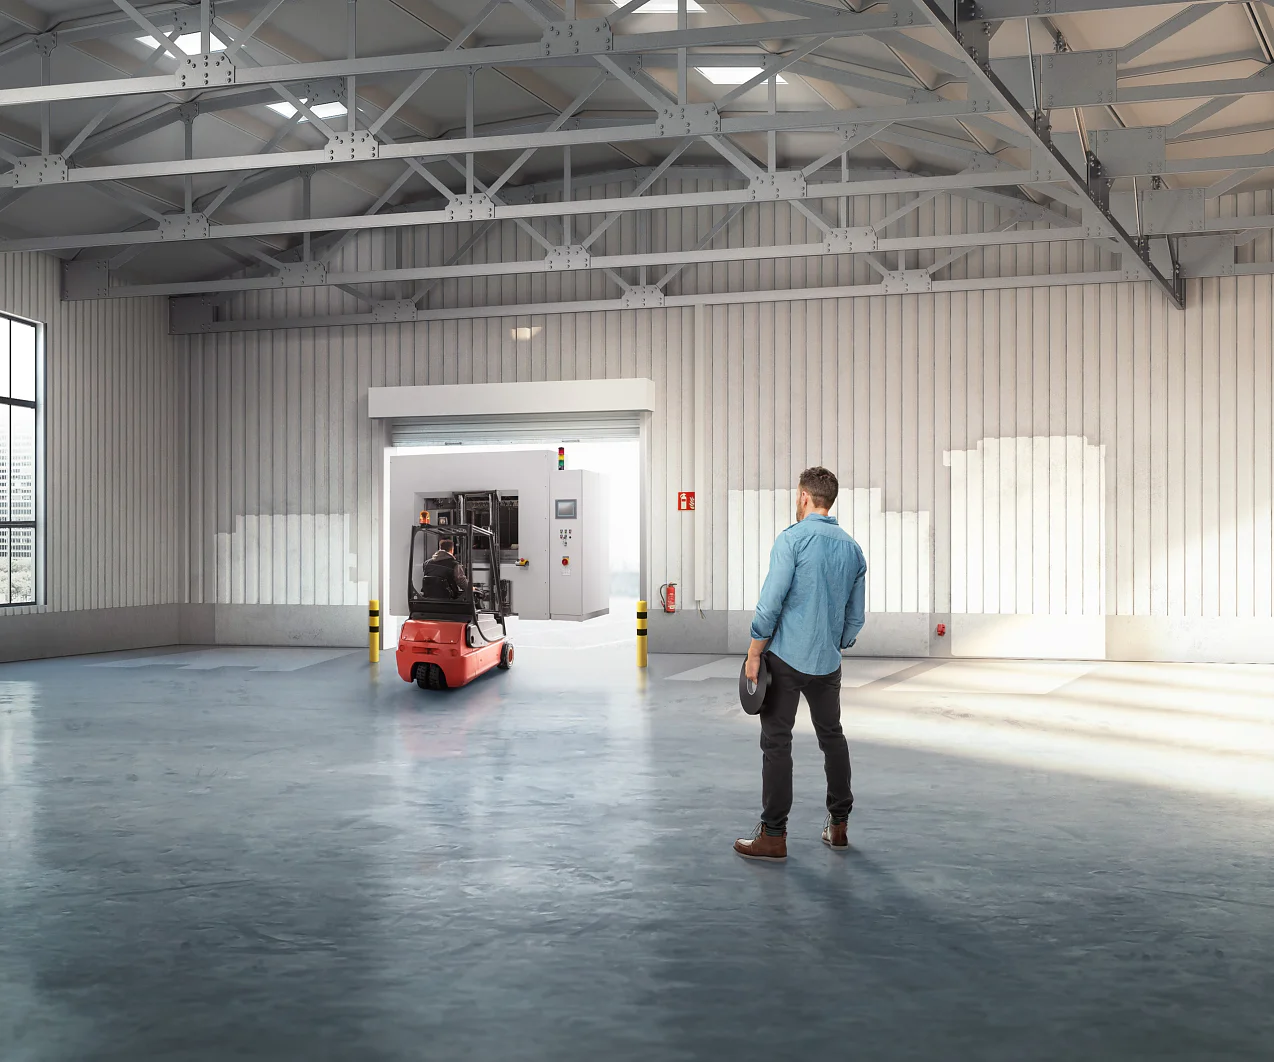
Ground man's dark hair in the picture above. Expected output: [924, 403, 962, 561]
[799, 466, 838, 510]
[439, 538, 454, 553]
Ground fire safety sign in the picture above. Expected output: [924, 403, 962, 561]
[678, 491, 695, 511]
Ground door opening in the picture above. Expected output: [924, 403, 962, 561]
[383, 438, 640, 651]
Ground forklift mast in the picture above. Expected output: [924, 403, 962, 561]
[409, 490, 513, 620]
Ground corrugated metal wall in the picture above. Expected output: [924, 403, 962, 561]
[1, 251, 183, 615]
[184, 185, 1274, 630]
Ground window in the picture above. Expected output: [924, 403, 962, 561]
[1, 312, 39, 607]
[266, 99, 348, 122]
[696, 67, 788, 86]
[134, 31, 226, 54]
[609, 0, 704, 11]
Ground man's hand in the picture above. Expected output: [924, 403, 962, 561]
[745, 638, 769, 684]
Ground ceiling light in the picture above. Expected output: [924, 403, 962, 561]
[266, 100, 349, 121]
[612, 0, 705, 11]
[511, 326, 542, 341]
[697, 66, 788, 86]
[135, 31, 226, 54]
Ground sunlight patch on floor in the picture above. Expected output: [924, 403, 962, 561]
[719, 658, 1274, 805]
[889, 660, 1095, 695]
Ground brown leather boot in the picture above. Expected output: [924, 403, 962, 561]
[822, 818, 849, 851]
[734, 824, 787, 861]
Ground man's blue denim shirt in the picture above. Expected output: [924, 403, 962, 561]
[749, 513, 867, 676]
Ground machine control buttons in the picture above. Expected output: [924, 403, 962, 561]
[561, 556, 570, 566]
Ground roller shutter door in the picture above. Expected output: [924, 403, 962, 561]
[390, 411, 641, 447]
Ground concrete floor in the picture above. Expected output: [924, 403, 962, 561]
[1, 638, 1272, 1061]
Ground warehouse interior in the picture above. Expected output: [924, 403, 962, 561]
[1, 0, 1273, 1057]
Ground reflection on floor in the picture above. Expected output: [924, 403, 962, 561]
[1, 644, 1272, 1061]
[91, 648, 359, 672]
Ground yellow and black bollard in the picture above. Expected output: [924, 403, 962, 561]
[369, 599, 380, 663]
[636, 599, 648, 668]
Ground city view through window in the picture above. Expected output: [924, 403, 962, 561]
[1, 312, 38, 606]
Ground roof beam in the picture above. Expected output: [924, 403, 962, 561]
[366, 0, 503, 137]
[907, 0, 1182, 308]
[73, 81, 337, 158]
[0, 98, 988, 189]
[109, 0, 188, 62]
[1119, 73, 1274, 105]
[174, 268, 1134, 334]
[1119, 4, 1222, 64]
[91, 220, 1094, 298]
[1120, 49, 1264, 80]
[974, 0, 1203, 20]
[2, 164, 1043, 255]
[0, 12, 905, 109]
[0, 0, 47, 33]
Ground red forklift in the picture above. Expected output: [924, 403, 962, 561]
[396, 490, 514, 690]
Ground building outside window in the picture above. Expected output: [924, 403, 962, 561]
[1, 312, 39, 607]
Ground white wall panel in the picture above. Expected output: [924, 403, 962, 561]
[183, 188, 1274, 660]
[1, 251, 182, 619]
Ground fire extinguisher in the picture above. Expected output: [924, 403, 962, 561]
[659, 583, 677, 613]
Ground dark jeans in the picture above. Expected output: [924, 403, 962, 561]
[759, 652, 853, 833]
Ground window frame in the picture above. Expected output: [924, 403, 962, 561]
[1, 309, 42, 609]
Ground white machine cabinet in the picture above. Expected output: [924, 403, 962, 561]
[387, 451, 611, 626]
[549, 470, 610, 621]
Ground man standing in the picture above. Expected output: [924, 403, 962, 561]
[734, 466, 867, 862]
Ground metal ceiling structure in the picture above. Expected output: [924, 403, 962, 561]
[4, 0, 1274, 324]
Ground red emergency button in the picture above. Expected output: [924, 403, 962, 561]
[561, 556, 569, 566]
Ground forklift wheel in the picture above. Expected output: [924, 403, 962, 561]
[498, 642, 514, 670]
[415, 665, 430, 689]
[427, 664, 447, 690]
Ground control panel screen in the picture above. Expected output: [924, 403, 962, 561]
[555, 498, 578, 520]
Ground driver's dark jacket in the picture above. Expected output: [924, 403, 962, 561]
[422, 551, 469, 597]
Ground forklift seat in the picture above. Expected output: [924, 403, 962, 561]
[420, 574, 460, 600]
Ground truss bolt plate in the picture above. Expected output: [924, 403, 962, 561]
[1039, 50, 1117, 108]
[12, 154, 68, 187]
[1030, 146, 1067, 183]
[655, 104, 720, 137]
[326, 131, 379, 163]
[372, 299, 418, 322]
[823, 227, 877, 254]
[278, 262, 328, 286]
[1140, 186, 1205, 236]
[1090, 126, 1167, 178]
[747, 171, 807, 202]
[178, 52, 235, 88]
[1177, 234, 1236, 278]
[1082, 206, 1116, 240]
[62, 259, 109, 300]
[156, 213, 210, 241]
[621, 285, 665, 309]
[880, 270, 933, 295]
[541, 18, 612, 57]
[446, 193, 497, 222]
[544, 245, 591, 271]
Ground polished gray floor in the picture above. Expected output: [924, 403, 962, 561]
[2, 640, 1272, 1061]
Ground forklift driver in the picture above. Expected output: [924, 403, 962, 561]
[422, 538, 470, 599]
